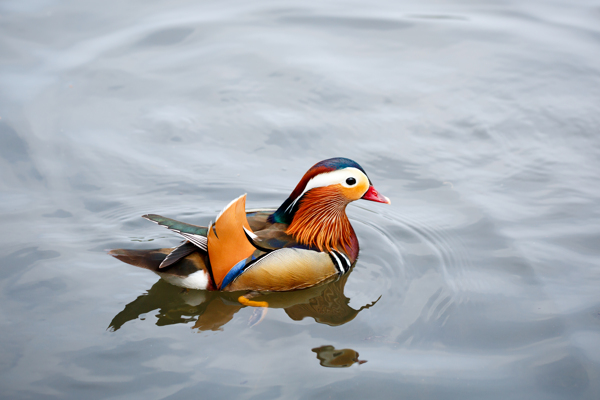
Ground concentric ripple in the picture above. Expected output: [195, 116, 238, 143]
[347, 203, 474, 328]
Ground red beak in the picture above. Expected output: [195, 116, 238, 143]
[362, 186, 391, 204]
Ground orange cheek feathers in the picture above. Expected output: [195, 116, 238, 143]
[339, 180, 370, 201]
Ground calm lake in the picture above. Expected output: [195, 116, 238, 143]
[1, 0, 599, 399]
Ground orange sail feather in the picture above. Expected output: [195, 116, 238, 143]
[207, 194, 257, 289]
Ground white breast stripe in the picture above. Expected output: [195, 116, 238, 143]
[331, 250, 351, 273]
[336, 251, 351, 272]
[329, 251, 343, 274]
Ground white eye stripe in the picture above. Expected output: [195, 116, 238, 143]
[286, 167, 367, 212]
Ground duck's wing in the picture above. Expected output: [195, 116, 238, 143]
[142, 214, 208, 251]
[220, 219, 353, 291]
[158, 241, 197, 269]
[207, 194, 259, 289]
[223, 248, 340, 292]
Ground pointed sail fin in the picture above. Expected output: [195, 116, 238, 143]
[207, 194, 257, 289]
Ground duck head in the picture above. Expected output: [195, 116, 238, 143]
[269, 158, 390, 254]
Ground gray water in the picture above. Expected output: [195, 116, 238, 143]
[1, 0, 600, 399]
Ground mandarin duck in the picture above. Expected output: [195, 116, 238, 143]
[110, 158, 389, 306]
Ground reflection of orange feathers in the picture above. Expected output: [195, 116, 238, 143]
[207, 194, 256, 289]
[193, 299, 242, 331]
[286, 186, 354, 253]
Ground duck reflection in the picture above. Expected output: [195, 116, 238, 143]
[109, 272, 379, 332]
[312, 345, 367, 368]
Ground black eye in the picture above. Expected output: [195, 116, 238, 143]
[346, 177, 356, 186]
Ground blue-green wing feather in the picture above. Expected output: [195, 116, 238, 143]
[142, 214, 208, 236]
[142, 214, 208, 250]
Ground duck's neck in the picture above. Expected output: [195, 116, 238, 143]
[284, 187, 358, 258]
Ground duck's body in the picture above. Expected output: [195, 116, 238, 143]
[110, 158, 389, 294]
